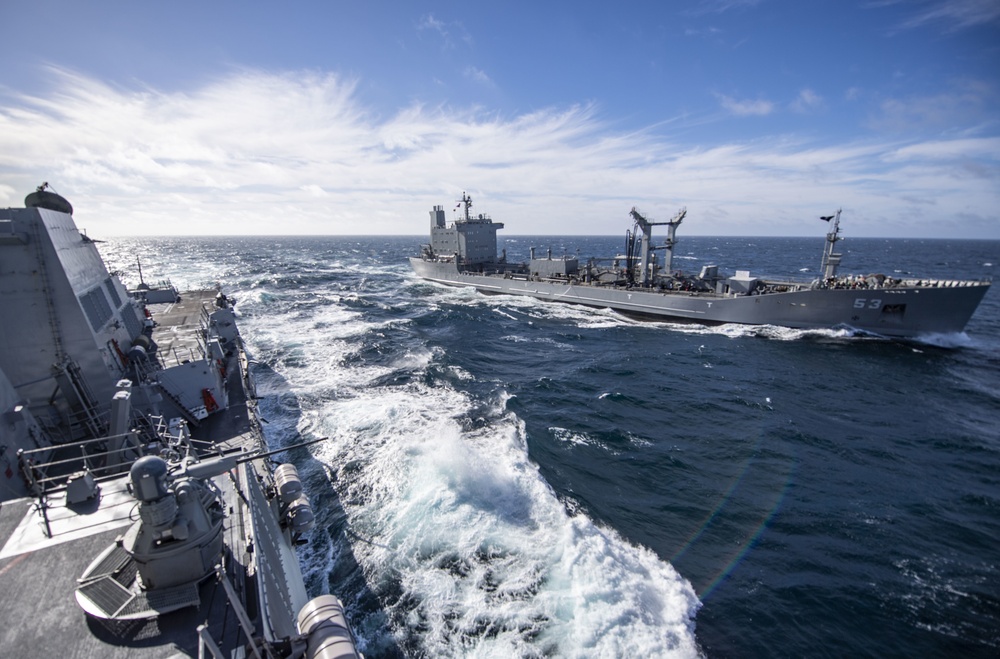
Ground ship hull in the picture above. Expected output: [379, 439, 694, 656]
[410, 258, 990, 338]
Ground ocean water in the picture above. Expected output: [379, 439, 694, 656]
[100, 235, 1000, 658]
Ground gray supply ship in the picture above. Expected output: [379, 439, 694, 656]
[411, 193, 991, 338]
[0, 185, 361, 658]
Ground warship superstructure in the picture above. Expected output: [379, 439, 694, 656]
[0, 185, 360, 658]
[411, 193, 991, 338]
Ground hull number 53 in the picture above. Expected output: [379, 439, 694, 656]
[853, 298, 882, 309]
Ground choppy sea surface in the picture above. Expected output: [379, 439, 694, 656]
[100, 235, 1000, 658]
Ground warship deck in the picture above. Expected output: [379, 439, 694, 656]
[0, 473, 255, 657]
[0, 290, 265, 656]
[149, 290, 221, 368]
[150, 290, 261, 453]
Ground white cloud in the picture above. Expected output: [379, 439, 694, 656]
[418, 14, 447, 35]
[869, 79, 997, 132]
[883, 137, 1000, 162]
[0, 67, 997, 238]
[417, 14, 473, 48]
[790, 89, 823, 113]
[892, 0, 1000, 32]
[716, 93, 774, 116]
[692, 0, 763, 15]
[464, 67, 493, 86]
[300, 184, 329, 197]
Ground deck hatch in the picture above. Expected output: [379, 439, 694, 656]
[85, 544, 132, 580]
[78, 574, 135, 617]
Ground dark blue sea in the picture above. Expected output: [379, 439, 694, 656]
[100, 235, 1000, 658]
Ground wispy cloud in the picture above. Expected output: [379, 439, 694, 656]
[868, 78, 997, 132]
[684, 26, 724, 37]
[417, 14, 473, 48]
[1, 67, 997, 237]
[716, 93, 774, 116]
[895, 0, 1000, 32]
[904, 0, 1000, 30]
[464, 66, 493, 86]
[689, 0, 762, 15]
[883, 137, 1000, 162]
[790, 89, 824, 113]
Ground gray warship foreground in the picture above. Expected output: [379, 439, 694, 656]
[411, 193, 991, 338]
[0, 185, 361, 658]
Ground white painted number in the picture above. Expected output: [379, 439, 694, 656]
[854, 298, 882, 310]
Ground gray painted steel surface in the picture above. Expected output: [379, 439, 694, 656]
[0, 186, 360, 658]
[410, 197, 990, 338]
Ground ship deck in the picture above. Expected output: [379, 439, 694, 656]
[0, 290, 264, 656]
[148, 289, 220, 367]
[0, 472, 255, 657]
[149, 290, 259, 453]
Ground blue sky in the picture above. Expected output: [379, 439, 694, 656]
[1, 0, 998, 237]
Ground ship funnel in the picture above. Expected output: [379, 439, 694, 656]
[430, 205, 446, 228]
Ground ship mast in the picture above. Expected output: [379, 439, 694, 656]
[820, 209, 843, 280]
[459, 192, 473, 221]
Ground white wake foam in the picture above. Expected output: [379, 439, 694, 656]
[237, 270, 701, 657]
[910, 332, 974, 349]
[311, 385, 700, 657]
